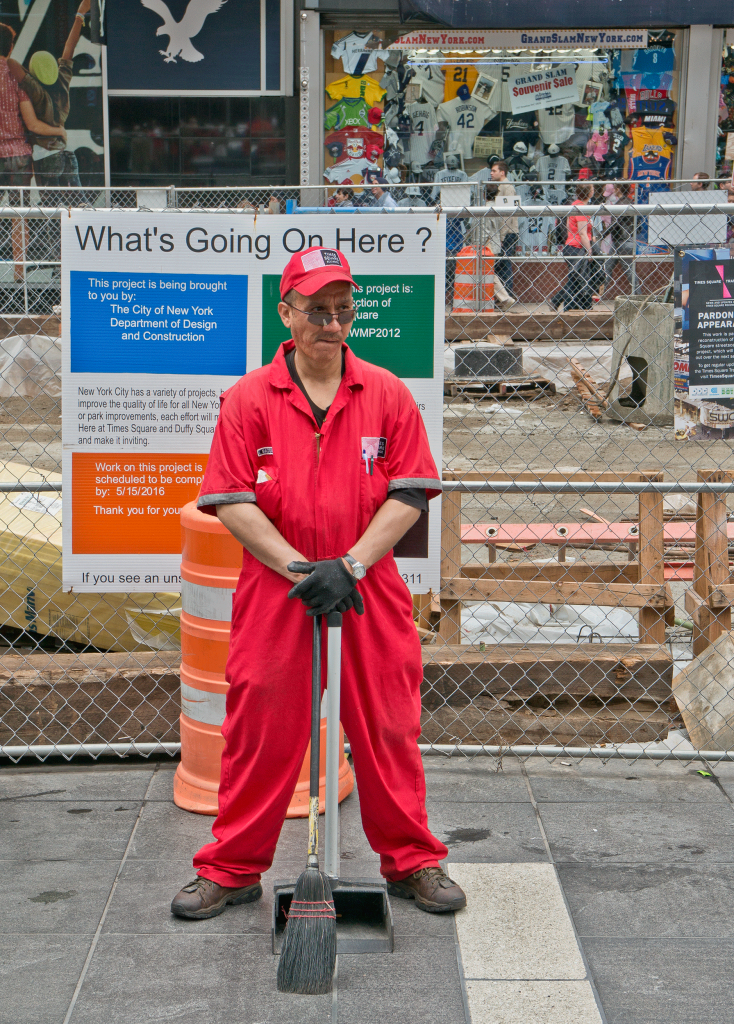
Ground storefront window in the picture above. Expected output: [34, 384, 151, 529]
[322, 28, 682, 231]
[109, 97, 290, 187]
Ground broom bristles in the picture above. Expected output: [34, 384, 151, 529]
[276, 866, 337, 995]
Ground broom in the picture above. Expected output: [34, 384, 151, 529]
[276, 613, 337, 994]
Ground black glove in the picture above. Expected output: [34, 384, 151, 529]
[287, 559, 365, 616]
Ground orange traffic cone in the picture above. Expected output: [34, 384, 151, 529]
[452, 245, 478, 312]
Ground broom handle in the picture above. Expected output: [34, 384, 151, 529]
[324, 610, 342, 880]
[307, 613, 322, 867]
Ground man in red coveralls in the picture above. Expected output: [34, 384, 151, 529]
[171, 246, 466, 919]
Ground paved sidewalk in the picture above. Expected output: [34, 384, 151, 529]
[3, 754, 734, 1023]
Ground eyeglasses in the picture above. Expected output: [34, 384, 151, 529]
[283, 301, 356, 327]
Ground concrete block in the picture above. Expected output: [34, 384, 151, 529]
[606, 296, 674, 426]
[672, 631, 734, 749]
[453, 343, 523, 378]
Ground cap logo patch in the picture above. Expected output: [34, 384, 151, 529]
[301, 249, 342, 272]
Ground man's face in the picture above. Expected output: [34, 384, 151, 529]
[490, 165, 504, 181]
[278, 281, 354, 366]
[371, 184, 384, 197]
[692, 176, 704, 190]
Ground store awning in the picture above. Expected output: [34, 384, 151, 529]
[399, 0, 733, 29]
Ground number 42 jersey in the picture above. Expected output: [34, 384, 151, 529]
[437, 96, 487, 159]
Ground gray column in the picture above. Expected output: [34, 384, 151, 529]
[299, 9, 323, 201]
[680, 25, 724, 179]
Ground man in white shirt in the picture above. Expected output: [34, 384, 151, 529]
[490, 160, 519, 298]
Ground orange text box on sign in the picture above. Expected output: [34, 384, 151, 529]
[72, 452, 209, 554]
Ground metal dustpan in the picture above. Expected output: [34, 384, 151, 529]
[273, 610, 394, 955]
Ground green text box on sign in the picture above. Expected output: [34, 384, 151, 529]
[261, 274, 435, 377]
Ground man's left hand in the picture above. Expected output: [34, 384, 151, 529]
[287, 559, 365, 616]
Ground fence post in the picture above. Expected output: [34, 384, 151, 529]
[692, 469, 732, 656]
[439, 488, 463, 643]
[638, 471, 666, 645]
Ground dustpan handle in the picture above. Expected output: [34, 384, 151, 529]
[324, 610, 342, 880]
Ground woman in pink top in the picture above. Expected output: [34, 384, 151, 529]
[0, 23, 66, 279]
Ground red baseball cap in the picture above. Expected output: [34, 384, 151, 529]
[279, 246, 360, 299]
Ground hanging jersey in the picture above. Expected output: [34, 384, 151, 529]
[437, 97, 486, 159]
[637, 98, 676, 128]
[324, 128, 384, 163]
[629, 125, 673, 161]
[537, 104, 575, 145]
[409, 65, 445, 106]
[331, 31, 382, 76]
[589, 101, 611, 131]
[324, 97, 372, 131]
[431, 168, 470, 206]
[406, 101, 438, 166]
[518, 211, 552, 253]
[536, 154, 571, 203]
[628, 154, 671, 183]
[323, 158, 380, 184]
[326, 75, 386, 106]
[632, 47, 675, 75]
[441, 63, 479, 101]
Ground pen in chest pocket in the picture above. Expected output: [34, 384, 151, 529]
[361, 436, 386, 476]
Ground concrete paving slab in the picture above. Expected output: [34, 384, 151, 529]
[423, 764, 531, 803]
[539, 801, 734, 864]
[127, 800, 216, 860]
[465, 980, 601, 1024]
[0, 799, 141, 860]
[428, 801, 549, 863]
[69, 933, 332, 1024]
[582, 938, 734, 1024]
[451, 863, 585, 981]
[0, 766, 155, 802]
[0, 934, 91, 1024]
[336, 938, 466, 1024]
[529, 765, 726, 804]
[144, 763, 177, 801]
[1, 858, 118, 933]
[102, 858, 274, 936]
[560, 863, 734, 938]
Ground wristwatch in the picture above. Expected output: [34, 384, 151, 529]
[343, 554, 367, 580]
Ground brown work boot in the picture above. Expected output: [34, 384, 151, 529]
[387, 866, 466, 913]
[171, 876, 262, 920]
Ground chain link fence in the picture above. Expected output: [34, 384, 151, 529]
[2, 182, 734, 766]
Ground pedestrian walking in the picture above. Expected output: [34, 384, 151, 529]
[551, 182, 597, 310]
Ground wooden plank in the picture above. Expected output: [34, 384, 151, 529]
[458, 563, 639, 584]
[638, 472, 666, 644]
[693, 469, 733, 655]
[441, 577, 668, 608]
[421, 642, 672, 703]
[439, 489, 463, 643]
[442, 470, 646, 483]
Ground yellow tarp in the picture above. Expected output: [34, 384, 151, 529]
[0, 462, 180, 652]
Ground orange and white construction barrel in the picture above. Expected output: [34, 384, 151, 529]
[175, 500, 353, 816]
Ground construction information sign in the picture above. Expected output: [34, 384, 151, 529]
[62, 211, 446, 593]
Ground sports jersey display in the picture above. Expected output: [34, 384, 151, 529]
[518, 211, 553, 253]
[536, 154, 571, 203]
[331, 31, 382, 76]
[589, 101, 612, 131]
[441, 63, 479, 102]
[437, 97, 487, 159]
[324, 97, 373, 131]
[628, 154, 672, 184]
[637, 98, 676, 128]
[537, 104, 575, 145]
[406, 101, 438, 166]
[326, 75, 386, 106]
[323, 157, 380, 183]
[324, 128, 384, 163]
[409, 65, 445, 106]
[629, 125, 674, 161]
[632, 46, 675, 75]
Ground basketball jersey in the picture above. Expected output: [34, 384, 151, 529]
[537, 104, 575, 145]
[629, 126, 673, 161]
[628, 154, 671, 183]
[441, 63, 479, 102]
[632, 47, 675, 75]
[406, 101, 438, 166]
